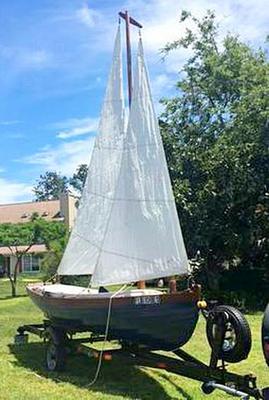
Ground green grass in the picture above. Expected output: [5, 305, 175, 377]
[0, 276, 268, 400]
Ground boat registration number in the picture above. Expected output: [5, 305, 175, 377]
[134, 295, 161, 305]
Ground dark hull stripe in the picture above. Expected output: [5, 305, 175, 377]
[27, 286, 200, 350]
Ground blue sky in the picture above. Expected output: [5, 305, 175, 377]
[0, 0, 268, 204]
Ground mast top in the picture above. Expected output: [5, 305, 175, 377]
[119, 11, 143, 28]
[119, 11, 143, 108]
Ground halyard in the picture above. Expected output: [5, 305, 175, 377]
[0, 276, 268, 400]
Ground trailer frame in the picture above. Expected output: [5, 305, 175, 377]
[14, 319, 269, 400]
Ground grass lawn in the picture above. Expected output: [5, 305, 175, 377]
[0, 276, 268, 400]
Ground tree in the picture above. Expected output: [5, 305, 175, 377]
[0, 219, 67, 297]
[161, 11, 269, 307]
[69, 164, 88, 195]
[41, 236, 68, 280]
[33, 171, 68, 201]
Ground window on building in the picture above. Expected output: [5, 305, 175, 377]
[22, 254, 40, 273]
[23, 254, 31, 272]
[31, 255, 40, 272]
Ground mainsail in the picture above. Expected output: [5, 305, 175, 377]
[58, 28, 189, 284]
[90, 38, 189, 286]
[58, 26, 125, 276]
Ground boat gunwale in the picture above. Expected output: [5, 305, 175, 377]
[26, 283, 201, 307]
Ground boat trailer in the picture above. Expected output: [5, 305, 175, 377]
[15, 310, 269, 400]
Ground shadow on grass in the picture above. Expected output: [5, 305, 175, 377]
[9, 342, 193, 399]
[154, 371, 194, 400]
[0, 294, 28, 301]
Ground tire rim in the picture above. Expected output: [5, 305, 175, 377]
[212, 321, 237, 352]
[222, 322, 237, 351]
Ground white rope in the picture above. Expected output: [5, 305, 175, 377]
[86, 283, 130, 387]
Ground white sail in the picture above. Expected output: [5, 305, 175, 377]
[58, 26, 125, 275]
[90, 38, 189, 286]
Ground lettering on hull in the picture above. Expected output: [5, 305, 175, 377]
[134, 296, 161, 305]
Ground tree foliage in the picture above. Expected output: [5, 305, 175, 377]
[33, 166, 88, 201]
[33, 171, 68, 201]
[69, 164, 88, 195]
[41, 235, 68, 280]
[161, 11, 269, 308]
[0, 219, 67, 296]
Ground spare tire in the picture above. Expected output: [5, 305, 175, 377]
[206, 305, 252, 363]
[262, 303, 269, 366]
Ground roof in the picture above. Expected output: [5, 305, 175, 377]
[0, 199, 63, 224]
[0, 244, 47, 255]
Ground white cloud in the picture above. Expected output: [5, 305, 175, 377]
[53, 117, 99, 139]
[49, 4, 101, 28]
[22, 137, 95, 176]
[0, 178, 32, 204]
[6, 133, 25, 139]
[0, 120, 21, 126]
[76, 4, 101, 28]
[123, 0, 268, 72]
[20, 49, 50, 68]
[0, 46, 52, 70]
[151, 73, 174, 98]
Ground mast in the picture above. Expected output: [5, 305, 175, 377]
[119, 11, 142, 107]
[119, 11, 145, 290]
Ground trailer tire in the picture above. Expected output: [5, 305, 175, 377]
[45, 327, 67, 371]
[206, 305, 251, 363]
[201, 382, 215, 395]
[46, 340, 66, 371]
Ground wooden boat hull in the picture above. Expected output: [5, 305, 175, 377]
[27, 284, 200, 351]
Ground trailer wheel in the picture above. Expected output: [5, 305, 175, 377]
[206, 305, 251, 363]
[45, 327, 67, 371]
[46, 340, 66, 371]
[201, 382, 215, 395]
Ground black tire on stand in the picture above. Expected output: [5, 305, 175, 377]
[46, 340, 66, 371]
[206, 305, 251, 363]
[45, 327, 67, 371]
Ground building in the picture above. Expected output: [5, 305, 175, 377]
[0, 193, 77, 274]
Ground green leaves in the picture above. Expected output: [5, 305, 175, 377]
[33, 171, 68, 201]
[33, 165, 88, 201]
[69, 164, 88, 195]
[0, 219, 67, 248]
[161, 10, 269, 305]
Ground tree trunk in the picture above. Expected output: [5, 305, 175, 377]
[7, 256, 21, 297]
[7, 275, 17, 297]
[11, 280, 16, 297]
[205, 252, 221, 293]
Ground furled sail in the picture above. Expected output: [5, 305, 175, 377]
[90, 38, 189, 286]
[58, 26, 125, 275]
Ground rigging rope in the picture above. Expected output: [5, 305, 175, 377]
[86, 283, 130, 387]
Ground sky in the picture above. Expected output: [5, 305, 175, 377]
[0, 0, 268, 204]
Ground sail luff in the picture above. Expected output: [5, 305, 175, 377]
[90, 37, 189, 287]
[58, 26, 125, 276]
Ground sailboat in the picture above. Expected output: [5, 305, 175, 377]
[27, 15, 200, 351]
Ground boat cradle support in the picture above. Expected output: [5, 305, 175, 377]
[14, 321, 269, 400]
